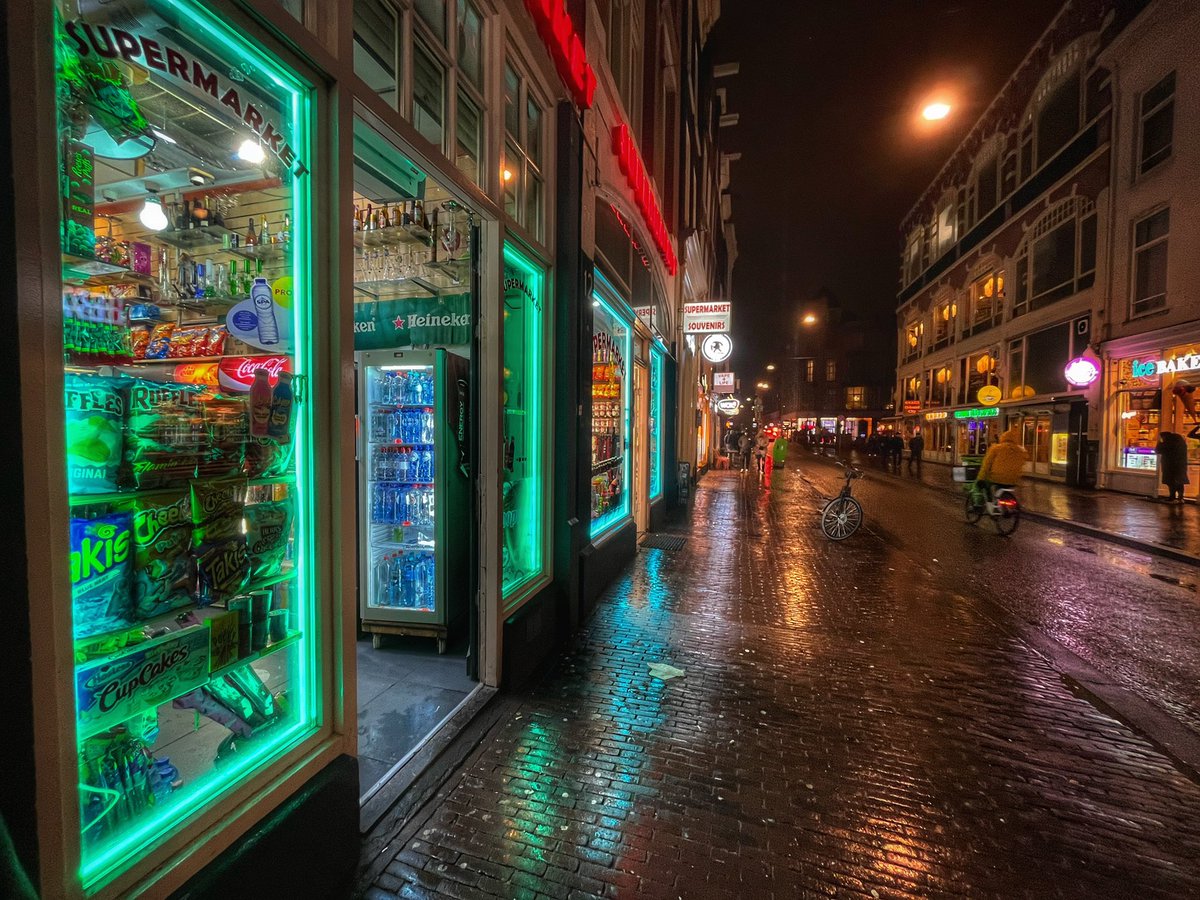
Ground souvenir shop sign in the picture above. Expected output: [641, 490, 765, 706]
[63, 20, 308, 176]
[683, 301, 732, 334]
[76, 626, 211, 739]
[355, 293, 472, 350]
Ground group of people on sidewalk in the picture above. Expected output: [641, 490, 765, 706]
[724, 428, 788, 475]
[866, 431, 924, 476]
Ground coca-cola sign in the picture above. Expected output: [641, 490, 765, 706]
[218, 355, 291, 393]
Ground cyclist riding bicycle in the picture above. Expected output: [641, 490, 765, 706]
[974, 426, 1028, 508]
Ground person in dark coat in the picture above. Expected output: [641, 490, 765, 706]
[907, 431, 925, 475]
[1156, 431, 1190, 502]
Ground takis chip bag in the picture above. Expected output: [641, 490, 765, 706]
[123, 379, 204, 489]
[244, 498, 294, 579]
[64, 374, 126, 494]
[194, 538, 250, 606]
[119, 492, 194, 620]
[70, 513, 134, 639]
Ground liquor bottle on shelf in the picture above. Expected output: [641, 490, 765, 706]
[402, 201, 412, 227]
[364, 203, 374, 231]
[260, 214, 271, 246]
[282, 214, 291, 244]
[244, 216, 258, 247]
[193, 197, 209, 227]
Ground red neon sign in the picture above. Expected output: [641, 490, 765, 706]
[523, 0, 596, 109]
[612, 123, 677, 275]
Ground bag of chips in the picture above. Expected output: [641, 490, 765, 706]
[70, 513, 134, 638]
[120, 492, 194, 620]
[201, 326, 227, 357]
[123, 379, 204, 489]
[244, 498, 294, 579]
[191, 478, 247, 547]
[130, 327, 151, 359]
[64, 374, 127, 494]
[194, 538, 250, 606]
[196, 396, 248, 479]
[144, 322, 175, 359]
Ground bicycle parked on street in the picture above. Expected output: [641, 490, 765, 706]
[821, 463, 864, 540]
[964, 482, 1021, 536]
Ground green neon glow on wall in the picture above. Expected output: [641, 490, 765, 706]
[64, 0, 321, 889]
[649, 346, 664, 500]
[501, 243, 547, 603]
[590, 276, 633, 539]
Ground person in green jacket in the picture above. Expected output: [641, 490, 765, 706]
[771, 433, 789, 470]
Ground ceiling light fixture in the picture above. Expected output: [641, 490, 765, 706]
[922, 102, 951, 121]
[237, 138, 265, 163]
[139, 190, 169, 231]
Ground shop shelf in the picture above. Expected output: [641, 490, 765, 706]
[592, 455, 623, 474]
[156, 225, 288, 262]
[69, 474, 297, 507]
[208, 629, 302, 681]
[353, 275, 441, 298]
[422, 258, 470, 284]
[353, 223, 433, 249]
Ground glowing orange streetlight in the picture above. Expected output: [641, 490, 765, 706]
[802, 313, 817, 325]
[922, 102, 951, 121]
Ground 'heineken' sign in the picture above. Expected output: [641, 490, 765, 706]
[354, 293, 472, 350]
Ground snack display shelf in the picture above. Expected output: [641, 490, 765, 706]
[115, 351, 288, 366]
[68, 474, 296, 507]
[208, 629, 301, 681]
[592, 455, 623, 474]
[353, 223, 432, 248]
[72, 565, 298, 651]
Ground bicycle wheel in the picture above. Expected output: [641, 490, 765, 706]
[821, 496, 863, 541]
[964, 492, 982, 524]
[993, 501, 1020, 536]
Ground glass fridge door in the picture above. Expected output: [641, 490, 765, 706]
[360, 351, 441, 624]
[54, 0, 321, 891]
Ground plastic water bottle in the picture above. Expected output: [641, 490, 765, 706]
[421, 409, 434, 443]
[251, 277, 279, 345]
[390, 554, 404, 606]
[396, 449, 409, 484]
[420, 450, 433, 483]
[423, 554, 435, 606]
[410, 555, 427, 608]
[375, 555, 392, 606]
[400, 555, 417, 608]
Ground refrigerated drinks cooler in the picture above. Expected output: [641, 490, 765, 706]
[357, 348, 469, 651]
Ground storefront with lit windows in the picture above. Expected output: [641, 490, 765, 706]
[1103, 326, 1200, 499]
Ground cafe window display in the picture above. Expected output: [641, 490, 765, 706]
[501, 244, 548, 602]
[591, 288, 632, 537]
[52, 2, 320, 888]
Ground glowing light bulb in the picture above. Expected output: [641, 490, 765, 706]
[501, 168, 514, 182]
[238, 139, 265, 163]
[139, 193, 169, 231]
[922, 102, 951, 121]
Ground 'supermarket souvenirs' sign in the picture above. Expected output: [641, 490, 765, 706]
[683, 301, 731, 334]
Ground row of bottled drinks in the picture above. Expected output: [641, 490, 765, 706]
[371, 484, 435, 526]
[372, 447, 435, 483]
[373, 551, 436, 609]
[373, 370, 435, 405]
[370, 407, 437, 445]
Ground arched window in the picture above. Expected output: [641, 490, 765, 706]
[1018, 37, 1095, 180]
[1012, 195, 1097, 317]
[969, 136, 1004, 228]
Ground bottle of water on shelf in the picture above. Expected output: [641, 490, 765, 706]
[400, 554, 417, 608]
[391, 553, 405, 606]
[423, 553, 436, 608]
[372, 484, 385, 524]
[424, 487, 436, 525]
[411, 554, 428, 609]
[421, 409, 435, 443]
[396, 448, 410, 484]
[421, 450, 434, 483]
[374, 554, 391, 606]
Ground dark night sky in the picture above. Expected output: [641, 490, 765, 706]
[709, 0, 1063, 379]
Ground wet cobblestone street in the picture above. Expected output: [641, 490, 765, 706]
[364, 469, 1200, 899]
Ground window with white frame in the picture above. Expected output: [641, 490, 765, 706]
[1138, 71, 1175, 176]
[969, 270, 1005, 331]
[1012, 196, 1097, 317]
[825, 359, 837, 381]
[352, 0, 488, 187]
[1131, 207, 1169, 317]
[934, 199, 955, 258]
[845, 387, 866, 410]
[502, 59, 547, 242]
[933, 296, 958, 344]
[1017, 41, 1086, 181]
[805, 359, 815, 382]
[903, 319, 924, 360]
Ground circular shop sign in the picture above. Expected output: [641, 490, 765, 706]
[1064, 355, 1101, 387]
[977, 385, 1002, 406]
[701, 333, 733, 364]
[716, 398, 741, 414]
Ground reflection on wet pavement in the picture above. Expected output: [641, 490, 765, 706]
[365, 469, 1200, 899]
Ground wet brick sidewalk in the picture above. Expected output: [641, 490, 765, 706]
[363, 469, 1200, 899]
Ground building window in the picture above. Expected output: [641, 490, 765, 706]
[974, 151, 999, 225]
[502, 59, 547, 242]
[1138, 72, 1175, 175]
[928, 366, 953, 407]
[354, 0, 488, 186]
[606, 0, 644, 136]
[1008, 319, 1088, 399]
[969, 270, 1005, 331]
[965, 350, 998, 404]
[904, 320, 924, 360]
[1012, 197, 1096, 317]
[845, 387, 866, 410]
[825, 359, 837, 381]
[1132, 207, 1170, 317]
[805, 359, 814, 382]
[933, 298, 958, 344]
[935, 200, 955, 258]
[904, 230, 921, 284]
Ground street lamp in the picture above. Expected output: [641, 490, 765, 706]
[756, 381, 769, 390]
[765, 363, 776, 371]
[922, 102, 951, 121]
[802, 313, 817, 325]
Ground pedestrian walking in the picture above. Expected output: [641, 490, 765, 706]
[1156, 431, 1189, 502]
[755, 432, 768, 475]
[887, 432, 904, 473]
[737, 431, 751, 470]
[907, 431, 925, 476]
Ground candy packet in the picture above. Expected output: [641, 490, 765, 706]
[70, 513, 134, 639]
